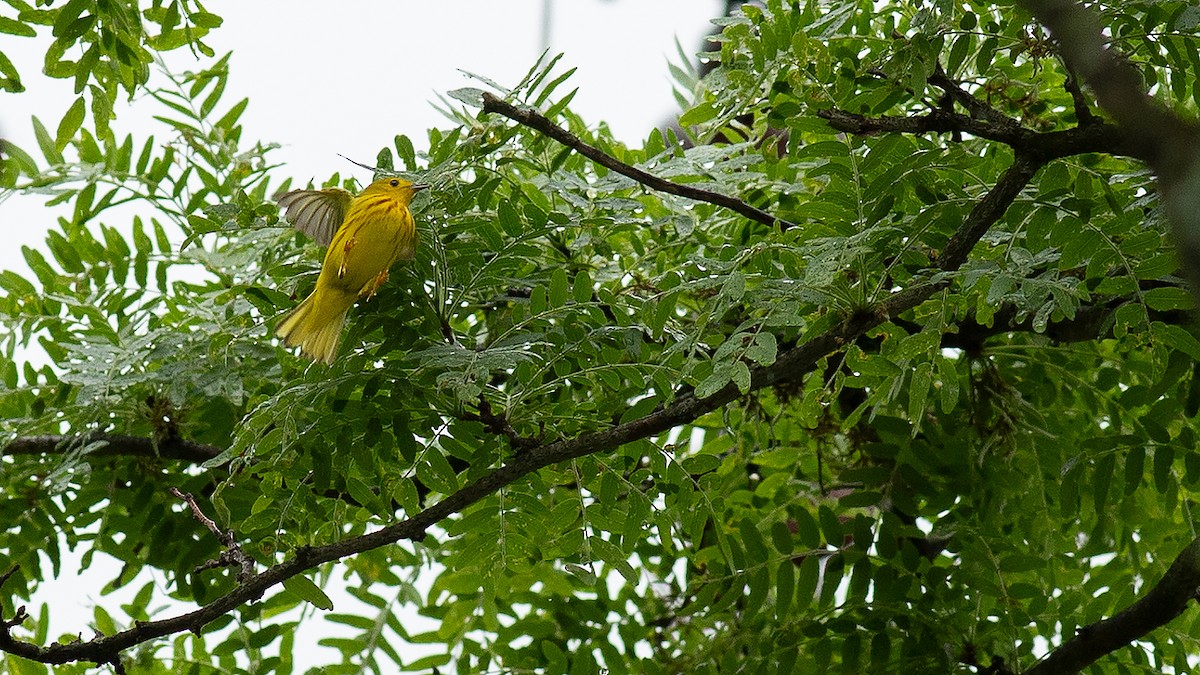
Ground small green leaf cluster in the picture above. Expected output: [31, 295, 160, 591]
[0, 0, 221, 144]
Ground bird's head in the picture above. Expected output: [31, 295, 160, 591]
[362, 176, 429, 203]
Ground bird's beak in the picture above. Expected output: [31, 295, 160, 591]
[411, 183, 430, 192]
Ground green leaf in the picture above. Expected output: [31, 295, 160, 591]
[795, 555, 820, 609]
[214, 97, 248, 132]
[0, 16, 36, 37]
[817, 505, 841, 545]
[1093, 453, 1115, 517]
[497, 199, 523, 236]
[395, 134, 416, 170]
[722, 270, 746, 302]
[282, 575, 334, 611]
[346, 477, 383, 513]
[794, 507, 821, 549]
[745, 332, 777, 366]
[732, 361, 751, 393]
[417, 449, 459, 495]
[1143, 286, 1193, 311]
[695, 363, 731, 399]
[549, 268, 569, 307]
[190, 11, 223, 28]
[0, 140, 37, 174]
[52, 0, 89, 38]
[1123, 445, 1145, 496]
[907, 361, 932, 433]
[447, 87, 484, 107]
[678, 101, 718, 127]
[775, 558, 794, 619]
[590, 536, 637, 585]
[572, 270, 592, 303]
[737, 517, 768, 564]
[0, 49, 23, 92]
[1154, 445, 1175, 493]
[770, 520, 794, 554]
[31, 115, 62, 164]
[1157, 322, 1200, 361]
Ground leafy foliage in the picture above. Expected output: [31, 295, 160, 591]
[4, 1, 1200, 673]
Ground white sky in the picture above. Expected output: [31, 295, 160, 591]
[2, 1, 722, 277]
[2, 1, 723, 671]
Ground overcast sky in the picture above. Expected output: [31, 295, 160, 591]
[2, 1, 722, 278]
[2, 1, 723, 669]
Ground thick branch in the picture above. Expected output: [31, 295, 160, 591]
[939, 155, 1042, 269]
[480, 92, 797, 231]
[3, 434, 222, 464]
[943, 295, 1191, 347]
[817, 108, 1135, 162]
[1026, 536, 1200, 675]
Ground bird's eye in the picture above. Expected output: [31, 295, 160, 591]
[390, 179, 400, 187]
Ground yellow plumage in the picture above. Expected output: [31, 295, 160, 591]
[274, 177, 428, 364]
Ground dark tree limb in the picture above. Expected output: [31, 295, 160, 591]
[1025, 536, 1200, 675]
[480, 92, 798, 231]
[817, 107, 1137, 162]
[1061, 69, 1099, 125]
[3, 433, 222, 464]
[938, 153, 1042, 269]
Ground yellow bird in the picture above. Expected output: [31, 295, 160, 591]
[274, 177, 428, 364]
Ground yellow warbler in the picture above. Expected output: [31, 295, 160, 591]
[274, 177, 428, 364]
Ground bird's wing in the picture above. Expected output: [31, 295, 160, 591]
[274, 187, 354, 247]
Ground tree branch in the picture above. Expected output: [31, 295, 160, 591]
[1061, 68, 1099, 126]
[928, 65, 1023, 130]
[3, 433, 222, 464]
[817, 107, 1136, 162]
[939, 154, 1042, 269]
[170, 488, 255, 583]
[480, 92, 797, 231]
[1026, 536, 1200, 675]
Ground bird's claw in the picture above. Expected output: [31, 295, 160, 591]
[360, 270, 389, 299]
[338, 237, 358, 279]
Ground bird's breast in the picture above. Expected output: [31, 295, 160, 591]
[320, 197, 417, 292]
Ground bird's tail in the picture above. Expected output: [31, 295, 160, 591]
[275, 289, 351, 365]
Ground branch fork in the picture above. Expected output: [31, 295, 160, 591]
[169, 488, 255, 583]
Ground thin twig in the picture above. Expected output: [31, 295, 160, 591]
[1, 607, 28, 630]
[1062, 69, 1099, 125]
[928, 65, 1021, 129]
[480, 92, 796, 230]
[169, 488, 255, 583]
[0, 567, 30, 647]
